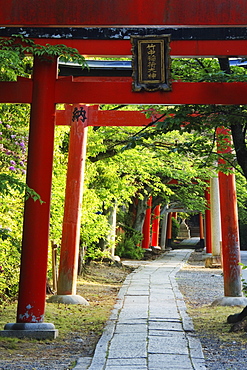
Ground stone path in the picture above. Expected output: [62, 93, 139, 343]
[74, 249, 206, 370]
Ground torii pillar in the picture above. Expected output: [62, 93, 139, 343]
[166, 212, 172, 249]
[198, 212, 205, 249]
[151, 205, 161, 247]
[48, 105, 89, 305]
[205, 176, 222, 268]
[1, 56, 59, 338]
[213, 127, 247, 306]
[204, 187, 212, 254]
[142, 197, 152, 249]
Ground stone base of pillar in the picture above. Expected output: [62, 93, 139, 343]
[0, 323, 58, 339]
[205, 255, 222, 268]
[211, 296, 247, 307]
[47, 294, 89, 305]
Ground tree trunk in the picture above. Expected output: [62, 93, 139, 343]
[230, 122, 247, 180]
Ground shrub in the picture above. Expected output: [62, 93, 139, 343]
[115, 230, 144, 260]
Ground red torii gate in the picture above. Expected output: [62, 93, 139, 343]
[55, 106, 165, 299]
[55, 106, 210, 300]
[0, 0, 247, 337]
[0, 0, 247, 26]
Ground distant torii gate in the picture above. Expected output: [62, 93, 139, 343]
[55, 105, 164, 298]
[0, 0, 247, 337]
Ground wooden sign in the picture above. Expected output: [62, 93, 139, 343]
[131, 35, 171, 92]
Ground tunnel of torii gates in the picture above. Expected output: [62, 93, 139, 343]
[1, 0, 247, 337]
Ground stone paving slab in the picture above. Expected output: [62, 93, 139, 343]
[105, 367, 147, 370]
[149, 319, 184, 332]
[114, 323, 148, 334]
[148, 334, 189, 355]
[148, 353, 194, 370]
[108, 339, 147, 359]
[106, 358, 147, 366]
[74, 250, 206, 370]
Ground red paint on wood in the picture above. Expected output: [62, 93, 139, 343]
[55, 104, 74, 125]
[56, 105, 160, 126]
[2, 79, 247, 105]
[55, 78, 247, 105]
[142, 197, 152, 249]
[17, 56, 58, 323]
[57, 106, 88, 295]
[151, 205, 160, 246]
[23, 39, 247, 58]
[204, 188, 212, 254]
[1, 0, 247, 26]
[217, 127, 242, 297]
[167, 213, 172, 239]
[166, 212, 172, 248]
[199, 213, 204, 239]
[0, 77, 32, 103]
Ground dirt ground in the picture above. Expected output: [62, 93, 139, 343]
[0, 261, 134, 370]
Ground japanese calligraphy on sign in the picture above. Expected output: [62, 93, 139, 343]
[131, 35, 171, 92]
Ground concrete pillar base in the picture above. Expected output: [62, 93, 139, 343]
[205, 255, 222, 268]
[0, 323, 58, 339]
[211, 296, 247, 307]
[47, 294, 89, 305]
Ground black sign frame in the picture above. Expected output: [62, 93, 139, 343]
[131, 34, 171, 92]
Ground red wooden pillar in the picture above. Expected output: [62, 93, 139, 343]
[142, 197, 152, 249]
[166, 212, 172, 249]
[57, 106, 88, 296]
[217, 127, 242, 297]
[151, 205, 160, 246]
[17, 56, 58, 323]
[198, 212, 205, 249]
[204, 187, 212, 253]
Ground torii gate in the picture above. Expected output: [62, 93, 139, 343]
[54, 106, 210, 299]
[1, 0, 247, 338]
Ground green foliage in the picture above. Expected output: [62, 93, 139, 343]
[115, 230, 144, 260]
[171, 217, 180, 240]
[0, 50, 29, 81]
[0, 35, 87, 68]
[50, 126, 69, 243]
[84, 246, 112, 262]
[0, 233, 20, 302]
[0, 103, 30, 301]
[171, 58, 247, 82]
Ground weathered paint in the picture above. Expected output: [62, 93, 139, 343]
[57, 106, 88, 296]
[219, 171, 242, 296]
[16, 56, 58, 323]
[3, 26, 247, 41]
[217, 127, 242, 297]
[0, 0, 247, 26]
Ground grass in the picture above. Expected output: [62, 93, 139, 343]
[0, 261, 133, 363]
[188, 305, 247, 342]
